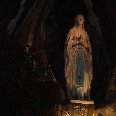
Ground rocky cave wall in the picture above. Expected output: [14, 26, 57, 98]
[0, 0, 116, 115]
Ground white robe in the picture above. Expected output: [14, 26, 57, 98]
[65, 27, 93, 100]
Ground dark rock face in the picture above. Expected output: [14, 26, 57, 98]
[0, 0, 116, 115]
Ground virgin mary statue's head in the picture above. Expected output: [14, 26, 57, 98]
[75, 14, 85, 27]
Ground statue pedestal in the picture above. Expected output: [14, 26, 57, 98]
[70, 100, 94, 105]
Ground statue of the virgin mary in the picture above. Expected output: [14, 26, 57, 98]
[65, 14, 93, 103]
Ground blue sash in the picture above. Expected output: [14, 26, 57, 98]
[75, 46, 84, 87]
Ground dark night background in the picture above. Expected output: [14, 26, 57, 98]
[0, 0, 116, 116]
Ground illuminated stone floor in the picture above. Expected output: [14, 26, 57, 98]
[53, 102, 116, 116]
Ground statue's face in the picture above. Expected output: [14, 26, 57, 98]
[76, 15, 85, 25]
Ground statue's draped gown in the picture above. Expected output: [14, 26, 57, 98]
[65, 27, 93, 100]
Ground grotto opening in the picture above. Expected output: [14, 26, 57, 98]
[0, 0, 116, 116]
